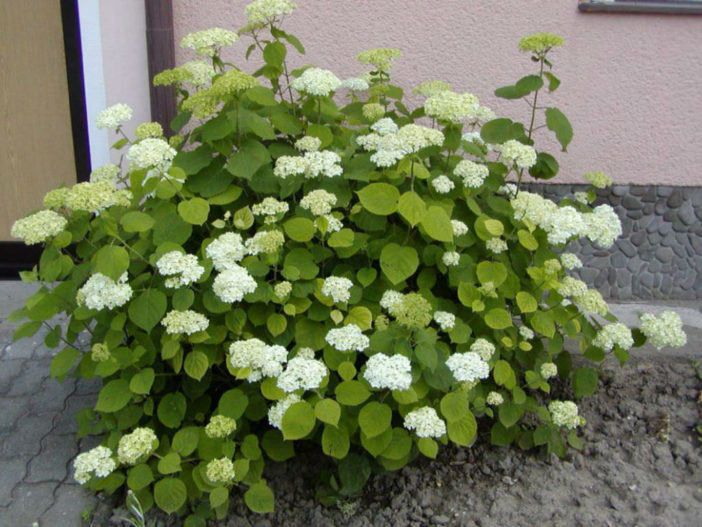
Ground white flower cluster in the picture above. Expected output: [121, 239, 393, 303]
[442, 251, 460, 267]
[117, 427, 158, 465]
[560, 252, 583, 270]
[321, 276, 353, 303]
[126, 138, 177, 173]
[295, 136, 322, 152]
[371, 118, 399, 136]
[245, 229, 285, 255]
[540, 362, 558, 379]
[11, 210, 67, 245]
[206, 232, 246, 271]
[340, 77, 369, 91]
[316, 213, 342, 233]
[96, 103, 133, 129]
[206, 457, 236, 484]
[454, 160, 489, 188]
[574, 191, 589, 205]
[497, 183, 517, 197]
[155, 251, 204, 288]
[356, 123, 444, 167]
[403, 407, 446, 438]
[576, 289, 609, 316]
[76, 273, 132, 311]
[291, 67, 341, 96]
[424, 91, 479, 123]
[182, 60, 217, 87]
[180, 28, 238, 56]
[470, 338, 495, 361]
[213, 265, 257, 303]
[277, 355, 327, 393]
[549, 400, 583, 429]
[431, 175, 455, 194]
[519, 326, 534, 340]
[274, 150, 343, 178]
[639, 311, 687, 349]
[325, 324, 369, 352]
[90, 164, 121, 183]
[496, 140, 537, 169]
[229, 338, 287, 381]
[486, 237, 507, 254]
[62, 181, 131, 213]
[244, 0, 297, 30]
[363, 353, 412, 391]
[557, 276, 588, 298]
[592, 323, 633, 353]
[205, 415, 237, 438]
[268, 394, 300, 429]
[511, 192, 622, 249]
[434, 311, 456, 331]
[274, 281, 292, 298]
[446, 352, 490, 383]
[584, 171, 612, 189]
[300, 189, 337, 216]
[451, 220, 468, 237]
[161, 310, 209, 335]
[486, 391, 504, 406]
[380, 290, 404, 313]
[252, 197, 289, 223]
[74, 446, 117, 484]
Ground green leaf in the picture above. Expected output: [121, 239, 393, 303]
[338, 453, 371, 494]
[158, 392, 187, 428]
[397, 191, 426, 226]
[267, 314, 287, 337]
[344, 306, 373, 331]
[217, 389, 249, 420]
[573, 368, 598, 398]
[244, 86, 278, 106]
[335, 380, 371, 406]
[281, 401, 315, 440]
[210, 487, 229, 509]
[127, 464, 153, 491]
[358, 402, 392, 438]
[530, 311, 555, 338]
[417, 437, 438, 458]
[315, 398, 341, 426]
[239, 108, 276, 140]
[493, 360, 517, 390]
[356, 268, 377, 287]
[498, 402, 524, 428]
[322, 425, 350, 459]
[420, 206, 453, 243]
[545, 107, 573, 152]
[446, 412, 477, 446]
[380, 243, 419, 285]
[153, 212, 192, 245]
[128, 290, 167, 332]
[225, 140, 271, 180]
[50, 347, 81, 380]
[357, 183, 400, 215]
[120, 211, 155, 233]
[517, 229, 539, 251]
[484, 308, 512, 329]
[95, 379, 132, 413]
[480, 118, 525, 144]
[283, 217, 316, 242]
[270, 108, 303, 135]
[544, 71, 561, 92]
[233, 206, 254, 230]
[306, 123, 334, 148]
[327, 228, 354, 248]
[263, 41, 286, 67]
[440, 391, 468, 422]
[516, 292, 538, 313]
[529, 151, 559, 180]
[154, 478, 187, 514]
[184, 351, 209, 381]
[244, 482, 275, 513]
[92, 246, 129, 281]
[129, 367, 155, 394]
[172, 427, 200, 456]
[178, 198, 210, 225]
[477, 261, 507, 287]
[173, 145, 213, 175]
[157, 452, 182, 474]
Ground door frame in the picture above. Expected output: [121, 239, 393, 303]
[0, 0, 91, 277]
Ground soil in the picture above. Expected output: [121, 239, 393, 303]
[98, 355, 702, 527]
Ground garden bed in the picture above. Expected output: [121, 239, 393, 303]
[95, 355, 702, 527]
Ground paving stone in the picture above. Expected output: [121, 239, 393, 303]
[53, 393, 97, 435]
[6, 360, 51, 397]
[0, 397, 30, 431]
[28, 377, 75, 414]
[40, 483, 95, 527]
[0, 359, 24, 394]
[0, 482, 57, 526]
[0, 414, 55, 457]
[26, 433, 78, 483]
[0, 457, 29, 507]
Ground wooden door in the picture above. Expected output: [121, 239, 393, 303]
[0, 1, 78, 241]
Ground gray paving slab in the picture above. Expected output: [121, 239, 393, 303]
[0, 281, 699, 526]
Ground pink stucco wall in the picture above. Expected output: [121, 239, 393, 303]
[173, 0, 702, 186]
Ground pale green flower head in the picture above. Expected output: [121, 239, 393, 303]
[519, 32, 564, 54]
[392, 292, 433, 329]
[134, 122, 163, 141]
[584, 171, 612, 189]
[362, 102, 385, 122]
[357, 47, 401, 72]
[413, 80, 451, 98]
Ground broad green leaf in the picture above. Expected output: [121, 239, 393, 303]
[267, 314, 287, 336]
[217, 389, 249, 420]
[545, 107, 573, 151]
[210, 487, 229, 509]
[529, 151, 560, 180]
[440, 391, 468, 423]
[50, 347, 81, 380]
[129, 367, 155, 394]
[281, 401, 315, 440]
[154, 478, 187, 514]
[315, 398, 341, 426]
[420, 206, 453, 243]
[95, 379, 132, 413]
[498, 402, 524, 428]
[127, 464, 153, 491]
[225, 140, 271, 180]
[178, 198, 210, 225]
[358, 402, 392, 438]
[447, 412, 477, 446]
[172, 427, 200, 456]
[157, 452, 182, 474]
[397, 191, 426, 226]
[477, 262, 507, 287]
[344, 306, 372, 331]
[530, 311, 555, 338]
[335, 380, 370, 406]
[322, 425, 350, 459]
[239, 108, 276, 140]
[184, 351, 209, 381]
[417, 437, 438, 458]
[493, 360, 517, 389]
[173, 145, 213, 175]
[338, 453, 371, 493]
[244, 86, 278, 106]
[480, 118, 525, 144]
[244, 482, 275, 513]
[327, 228, 354, 248]
[357, 183, 400, 216]
[380, 243, 419, 285]
[517, 230, 539, 251]
[120, 211, 154, 233]
[128, 290, 167, 332]
[92, 246, 129, 281]
[544, 71, 561, 92]
[516, 292, 538, 313]
[263, 41, 286, 66]
[283, 217, 315, 242]
[158, 392, 187, 428]
[484, 308, 512, 329]
[573, 368, 598, 398]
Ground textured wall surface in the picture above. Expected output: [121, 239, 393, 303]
[529, 184, 702, 300]
[172, 0, 702, 186]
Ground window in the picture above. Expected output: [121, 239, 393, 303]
[579, 0, 702, 14]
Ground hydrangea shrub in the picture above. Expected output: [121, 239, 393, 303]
[10, 1, 687, 521]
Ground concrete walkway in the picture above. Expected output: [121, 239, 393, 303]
[0, 281, 700, 527]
